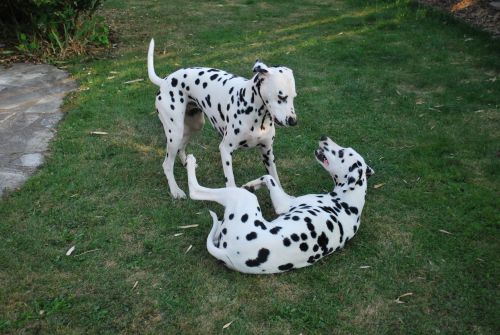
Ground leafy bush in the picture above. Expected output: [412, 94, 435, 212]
[0, 0, 109, 60]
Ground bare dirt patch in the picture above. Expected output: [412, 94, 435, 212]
[416, 0, 500, 38]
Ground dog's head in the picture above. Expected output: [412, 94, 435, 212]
[315, 136, 374, 185]
[253, 60, 297, 127]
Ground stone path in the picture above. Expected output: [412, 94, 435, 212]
[0, 64, 77, 197]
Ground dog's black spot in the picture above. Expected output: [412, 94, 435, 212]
[198, 71, 204, 76]
[326, 220, 334, 232]
[270, 226, 282, 234]
[292, 216, 300, 221]
[203, 82, 208, 89]
[254, 220, 267, 230]
[241, 214, 249, 222]
[307, 222, 315, 231]
[301, 233, 308, 240]
[229, 213, 234, 220]
[195, 78, 200, 85]
[270, 178, 276, 187]
[226, 161, 230, 166]
[338, 221, 344, 243]
[223, 242, 227, 248]
[353, 225, 358, 233]
[246, 232, 257, 241]
[307, 210, 317, 216]
[205, 95, 211, 107]
[183, 73, 187, 78]
[278, 263, 294, 271]
[171, 78, 178, 87]
[222, 228, 227, 235]
[234, 128, 240, 135]
[290, 234, 300, 242]
[299, 243, 309, 252]
[158, 95, 162, 100]
[245, 248, 270, 267]
[317, 232, 329, 255]
[313, 244, 319, 252]
[170, 105, 175, 110]
[210, 74, 218, 81]
[283, 238, 291, 247]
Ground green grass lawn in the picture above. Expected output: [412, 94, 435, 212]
[1, 0, 499, 333]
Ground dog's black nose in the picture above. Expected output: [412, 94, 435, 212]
[320, 135, 328, 141]
[287, 117, 297, 126]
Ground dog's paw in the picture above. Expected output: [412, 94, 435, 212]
[242, 179, 262, 191]
[243, 185, 256, 193]
[171, 188, 187, 199]
[185, 154, 197, 168]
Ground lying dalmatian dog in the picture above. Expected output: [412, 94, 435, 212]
[147, 39, 298, 199]
[186, 136, 374, 274]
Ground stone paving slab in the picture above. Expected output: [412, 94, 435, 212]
[0, 63, 77, 197]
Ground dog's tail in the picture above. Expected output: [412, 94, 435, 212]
[206, 210, 232, 267]
[147, 38, 163, 87]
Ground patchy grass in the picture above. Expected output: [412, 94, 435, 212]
[1, 0, 499, 333]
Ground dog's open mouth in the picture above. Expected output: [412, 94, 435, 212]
[273, 117, 284, 127]
[315, 149, 329, 166]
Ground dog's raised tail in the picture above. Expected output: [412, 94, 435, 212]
[206, 210, 232, 268]
[148, 38, 163, 87]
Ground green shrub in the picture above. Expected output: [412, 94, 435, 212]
[0, 0, 109, 60]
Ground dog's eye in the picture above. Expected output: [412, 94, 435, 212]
[278, 95, 288, 103]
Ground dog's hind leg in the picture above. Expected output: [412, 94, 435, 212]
[158, 103, 187, 199]
[243, 175, 293, 215]
[186, 155, 257, 208]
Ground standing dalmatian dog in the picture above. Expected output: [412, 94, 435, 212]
[186, 136, 374, 274]
[147, 39, 297, 198]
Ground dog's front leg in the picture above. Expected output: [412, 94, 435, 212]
[260, 143, 281, 187]
[243, 175, 292, 215]
[219, 140, 236, 187]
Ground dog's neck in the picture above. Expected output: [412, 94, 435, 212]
[330, 175, 367, 209]
[236, 75, 273, 128]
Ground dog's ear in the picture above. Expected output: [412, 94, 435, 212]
[253, 59, 269, 74]
[366, 165, 375, 178]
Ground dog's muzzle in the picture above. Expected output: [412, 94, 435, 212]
[287, 116, 297, 126]
[315, 149, 328, 166]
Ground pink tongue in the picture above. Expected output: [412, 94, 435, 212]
[323, 158, 329, 166]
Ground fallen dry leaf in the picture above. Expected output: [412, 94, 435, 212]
[373, 183, 385, 189]
[132, 281, 139, 290]
[222, 320, 234, 329]
[359, 265, 371, 269]
[173, 233, 183, 237]
[179, 224, 199, 229]
[124, 78, 144, 84]
[395, 292, 413, 304]
[185, 245, 193, 254]
[66, 245, 75, 256]
[438, 229, 452, 235]
[90, 131, 108, 135]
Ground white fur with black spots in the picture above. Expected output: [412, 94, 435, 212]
[148, 39, 298, 198]
[186, 136, 374, 274]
